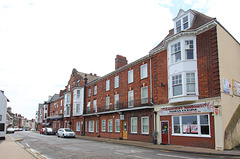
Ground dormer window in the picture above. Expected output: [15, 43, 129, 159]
[176, 20, 181, 33]
[175, 15, 189, 33]
[183, 16, 189, 29]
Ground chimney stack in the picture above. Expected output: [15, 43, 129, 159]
[115, 55, 128, 70]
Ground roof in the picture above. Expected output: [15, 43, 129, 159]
[149, 9, 216, 54]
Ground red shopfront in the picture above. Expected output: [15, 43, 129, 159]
[159, 102, 215, 149]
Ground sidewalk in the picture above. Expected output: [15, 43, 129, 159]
[0, 135, 36, 159]
[75, 135, 240, 157]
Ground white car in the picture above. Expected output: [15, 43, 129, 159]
[57, 128, 75, 138]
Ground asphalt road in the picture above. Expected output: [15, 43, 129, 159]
[9, 131, 229, 159]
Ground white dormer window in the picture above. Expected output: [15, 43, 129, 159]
[174, 9, 194, 34]
[175, 15, 189, 33]
[176, 20, 181, 33]
[183, 16, 189, 29]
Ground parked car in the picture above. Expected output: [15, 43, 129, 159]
[57, 128, 75, 138]
[6, 128, 15, 134]
[44, 128, 56, 135]
[40, 128, 45, 134]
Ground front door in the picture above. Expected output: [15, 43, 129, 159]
[161, 121, 169, 144]
[123, 121, 127, 139]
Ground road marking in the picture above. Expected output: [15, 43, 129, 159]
[133, 155, 151, 159]
[26, 143, 30, 147]
[157, 153, 195, 159]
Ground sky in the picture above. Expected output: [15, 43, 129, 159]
[0, 0, 239, 120]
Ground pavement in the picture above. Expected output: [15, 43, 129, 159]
[1, 133, 240, 159]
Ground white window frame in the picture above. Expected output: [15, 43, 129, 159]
[94, 85, 97, 95]
[141, 117, 149, 134]
[106, 96, 110, 109]
[128, 69, 133, 83]
[172, 114, 211, 137]
[172, 74, 182, 96]
[171, 42, 181, 63]
[106, 80, 110, 91]
[76, 90, 80, 99]
[88, 88, 91, 97]
[96, 120, 98, 133]
[115, 119, 120, 133]
[131, 117, 137, 134]
[102, 120, 106, 132]
[93, 100, 97, 112]
[76, 121, 80, 132]
[128, 90, 134, 107]
[140, 63, 148, 79]
[186, 72, 196, 94]
[87, 101, 91, 112]
[114, 76, 119, 88]
[76, 104, 80, 113]
[108, 119, 113, 132]
[114, 94, 119, 109]
[185, 40, 194, 60]
[141, 86, 148, 104]
[89, 120, 94, 133]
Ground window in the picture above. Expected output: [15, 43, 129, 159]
[0, 123, 5, 131]
[114, 94, 119, 109]
[185, 40, 194, 59]
[183, 16, 188, 29]
[128, 90, 134, 107]
[106, 80, 110, 91]
[66, 94, 71, 103]
[106, 96, 110, 109]
[102, 120, 106, 132]
[85, 121, 87, 133]
[77, 90, 80, 99]
[172, 114, 210, 136]
[131, 117, 137, 133]
[108, 119, 113, 132]
[115, 119, 120, 132]
[94, 85, 97, 95]
[88, 88, 91, 97]
[128, 69, 133, 83]
[61, 100, 62, 106]
[140, 63, 148, 79]
[76, 104, 80, 113]
[114, 76, 119, 88]
[68, 85, 70, 91]
[186, 73, 195, 94]
[60, 110, 62, 114]
[93, 100, 97, 112]
[96, 120, 98, 133]
[172, 74, 182, 96]
[176, 20, 181, 33]
[87, 101, 91, 112]
[89, 121, 94, 133]
[171, 42, 181, 63]
[76, 122, 80, 132]
[141, 86, 148, 104]
[141, 117, 149, 134]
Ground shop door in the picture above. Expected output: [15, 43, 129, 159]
[161, 121, 169, 144]
[123, 121, 127, 139]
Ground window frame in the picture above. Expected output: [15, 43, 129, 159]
[114, 76, 119, 88]
[171, 42, 181, 63]
[141, 116, 149, 134]
[106, 80, 110, 91]
[141, 86, 148, 104]
[106, 96, 110, 110]
[115, 119, 120, 133]
[131, 117, 138, 134]
[114, 94, 119, 109]
[128, 69, 134, 84]
[108, 119, 113, 132]
[172, 74, 182, 96]
[140, 63, 148, 79]
[94, 85, 97, 95]
[172, 114, 211, 137]
[89, 120, 94, 133]
[102, 120, 106, 132]
[128, 90, 134, 107]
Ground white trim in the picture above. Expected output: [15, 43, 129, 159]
[141, 116, 149, 134]
[131, 117, 137, 134]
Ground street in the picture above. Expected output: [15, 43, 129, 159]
[8, 131, 230, 159]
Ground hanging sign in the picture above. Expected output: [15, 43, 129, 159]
[120, 115, 124, 120]
[159, 102, 213, 115]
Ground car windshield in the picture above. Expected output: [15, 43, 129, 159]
[47, 128, 54, 131]
[64, 129, 73, 132]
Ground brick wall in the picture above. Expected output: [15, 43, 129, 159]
[197, 27, 220, 99]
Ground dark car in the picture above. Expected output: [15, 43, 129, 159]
[40, 128, 45, 134]
[44, 128, 56, 135]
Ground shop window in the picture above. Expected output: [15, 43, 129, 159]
[131, 117, 137, 134]
[172, 114, 210, 137]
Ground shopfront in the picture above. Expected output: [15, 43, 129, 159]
[159, 102, 215, 149]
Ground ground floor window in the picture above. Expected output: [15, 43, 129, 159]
[96, 120, 98, 133]
[102, 120, 106, 132]
[108, 119, 113, 132]
[76, 122, 80, 132]
[131, 117, 137, 133]
[115, 119, 120, 132]
[89, 121, 94, 132]
[141, 117, 149, 134]
[172, 114, 210, 137]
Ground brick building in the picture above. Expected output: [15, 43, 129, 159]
[151, 9, 240, 150]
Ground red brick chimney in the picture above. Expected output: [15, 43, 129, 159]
[115, 55, 128, 70]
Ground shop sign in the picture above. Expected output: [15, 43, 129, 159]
[120, 115, 124, 120]
[159, 102, 213, 115]
[223, 78, 230, 94]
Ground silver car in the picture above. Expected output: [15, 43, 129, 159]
[57, 128, 75, 138]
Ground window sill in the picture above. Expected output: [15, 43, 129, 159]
[172, 134, 211, 138]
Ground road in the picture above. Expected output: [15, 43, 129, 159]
[9, 131, 229, 159]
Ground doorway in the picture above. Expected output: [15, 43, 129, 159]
[161, 121, 169, 144]
[123, 121, 127, 139]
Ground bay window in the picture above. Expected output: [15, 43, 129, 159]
[185, 40, 194, 59]
[172, 74, 182, 96]
[171, 42, 181, 63]
[172, 114, 210, 137]
[186, 73, 195, 94]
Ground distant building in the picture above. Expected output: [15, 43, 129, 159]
[0, 90, 10, 140]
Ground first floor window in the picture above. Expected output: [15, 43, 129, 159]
[141, 86, 148, 104]
[141, 117, 149, 134]
[102, 120, 106, 132]
[185, 40, 194, 59]
[114, 94, 119, 109]
[172, 114, 210, 136]
[171, 42, 181, 63]
[93, 100, 97, 112]
[128, 90, 134, 107]
[89, 121, 94, 133]
[128, 69, 133, 83]
[115, 119, 120, 132]
[76, 104, 80, 113]
[186, 73, 195, 94]
[172, 74, 182, 96]
[131, 117, 137, 133]
[106, 96, 110, 109]
[108, 119, 113, 132]
[140, 63, 148, 79]
[115, 76, 119, 88]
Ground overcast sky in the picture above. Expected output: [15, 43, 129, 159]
[0, 0, 239, 119]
